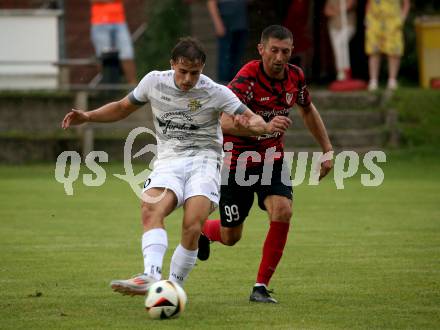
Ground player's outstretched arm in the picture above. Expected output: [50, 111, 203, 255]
[61, 96, 140, 129]
[61, 109, 89, 129]
[298, 102, 333, 180]
[222, 109, 291, 136]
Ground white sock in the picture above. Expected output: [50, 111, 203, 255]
[387, 78, 398, 90]
[255, 283, 268, 289]
[368, 79, 378, 91]
[168, 244, 198, 287]
[337, 70, 345, 81]
[142, 228, 167, 281]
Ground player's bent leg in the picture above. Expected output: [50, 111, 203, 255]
[141, 188, 177, 231]
[111, 189, 177, 296]
[220, 224, 243, 246]
[169, 196, 212, 286]
[218, 184, 252, 246]
[181, 195, 213, 250]
[198, 180, 253, 260]
[197, 220, 244, 260]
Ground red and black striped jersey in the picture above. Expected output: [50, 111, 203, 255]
[225, 60, 311, 169]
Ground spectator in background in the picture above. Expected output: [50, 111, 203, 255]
[90, 0, 137, 84]
[207, 0, 248, 84]
[325, 0, 357, 81]
[365, 0, 410, 91]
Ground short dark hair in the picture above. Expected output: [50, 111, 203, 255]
[171, 37, 206, 64]
[260, 25, 293, 44]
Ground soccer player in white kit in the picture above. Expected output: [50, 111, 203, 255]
[61, 37, 291, 295]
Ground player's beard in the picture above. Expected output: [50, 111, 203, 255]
[272, 63, 283, 73]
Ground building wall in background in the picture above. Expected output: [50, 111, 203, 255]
[0, 9, 61, 89]
[0, 0, 147, 85]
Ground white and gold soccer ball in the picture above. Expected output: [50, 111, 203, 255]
[145, 280, 187, 319]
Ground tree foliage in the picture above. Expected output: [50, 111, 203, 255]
[135, 0, 190, 75]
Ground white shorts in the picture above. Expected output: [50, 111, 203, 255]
[142, 155, 221, 209]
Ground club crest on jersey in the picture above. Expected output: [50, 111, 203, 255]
[187, 99, 202, 111]
[286, 93, 293, 104]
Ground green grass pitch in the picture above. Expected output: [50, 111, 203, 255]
[0, 149, 439, 329]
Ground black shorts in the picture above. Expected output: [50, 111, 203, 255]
[219, 160, 293, 227]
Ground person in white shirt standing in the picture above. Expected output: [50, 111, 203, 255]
[61, 37, 291, 295]
[325, 0, 357, 81]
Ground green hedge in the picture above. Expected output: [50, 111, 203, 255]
[135, 0, 190, 75]
[392, 88, 440, 147]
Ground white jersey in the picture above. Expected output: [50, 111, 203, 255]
[130, 70, 245, 159]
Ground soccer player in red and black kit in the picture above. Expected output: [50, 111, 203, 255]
[198, 25, 334, 303]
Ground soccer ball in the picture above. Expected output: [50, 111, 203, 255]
[145, 280, 187, 319]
